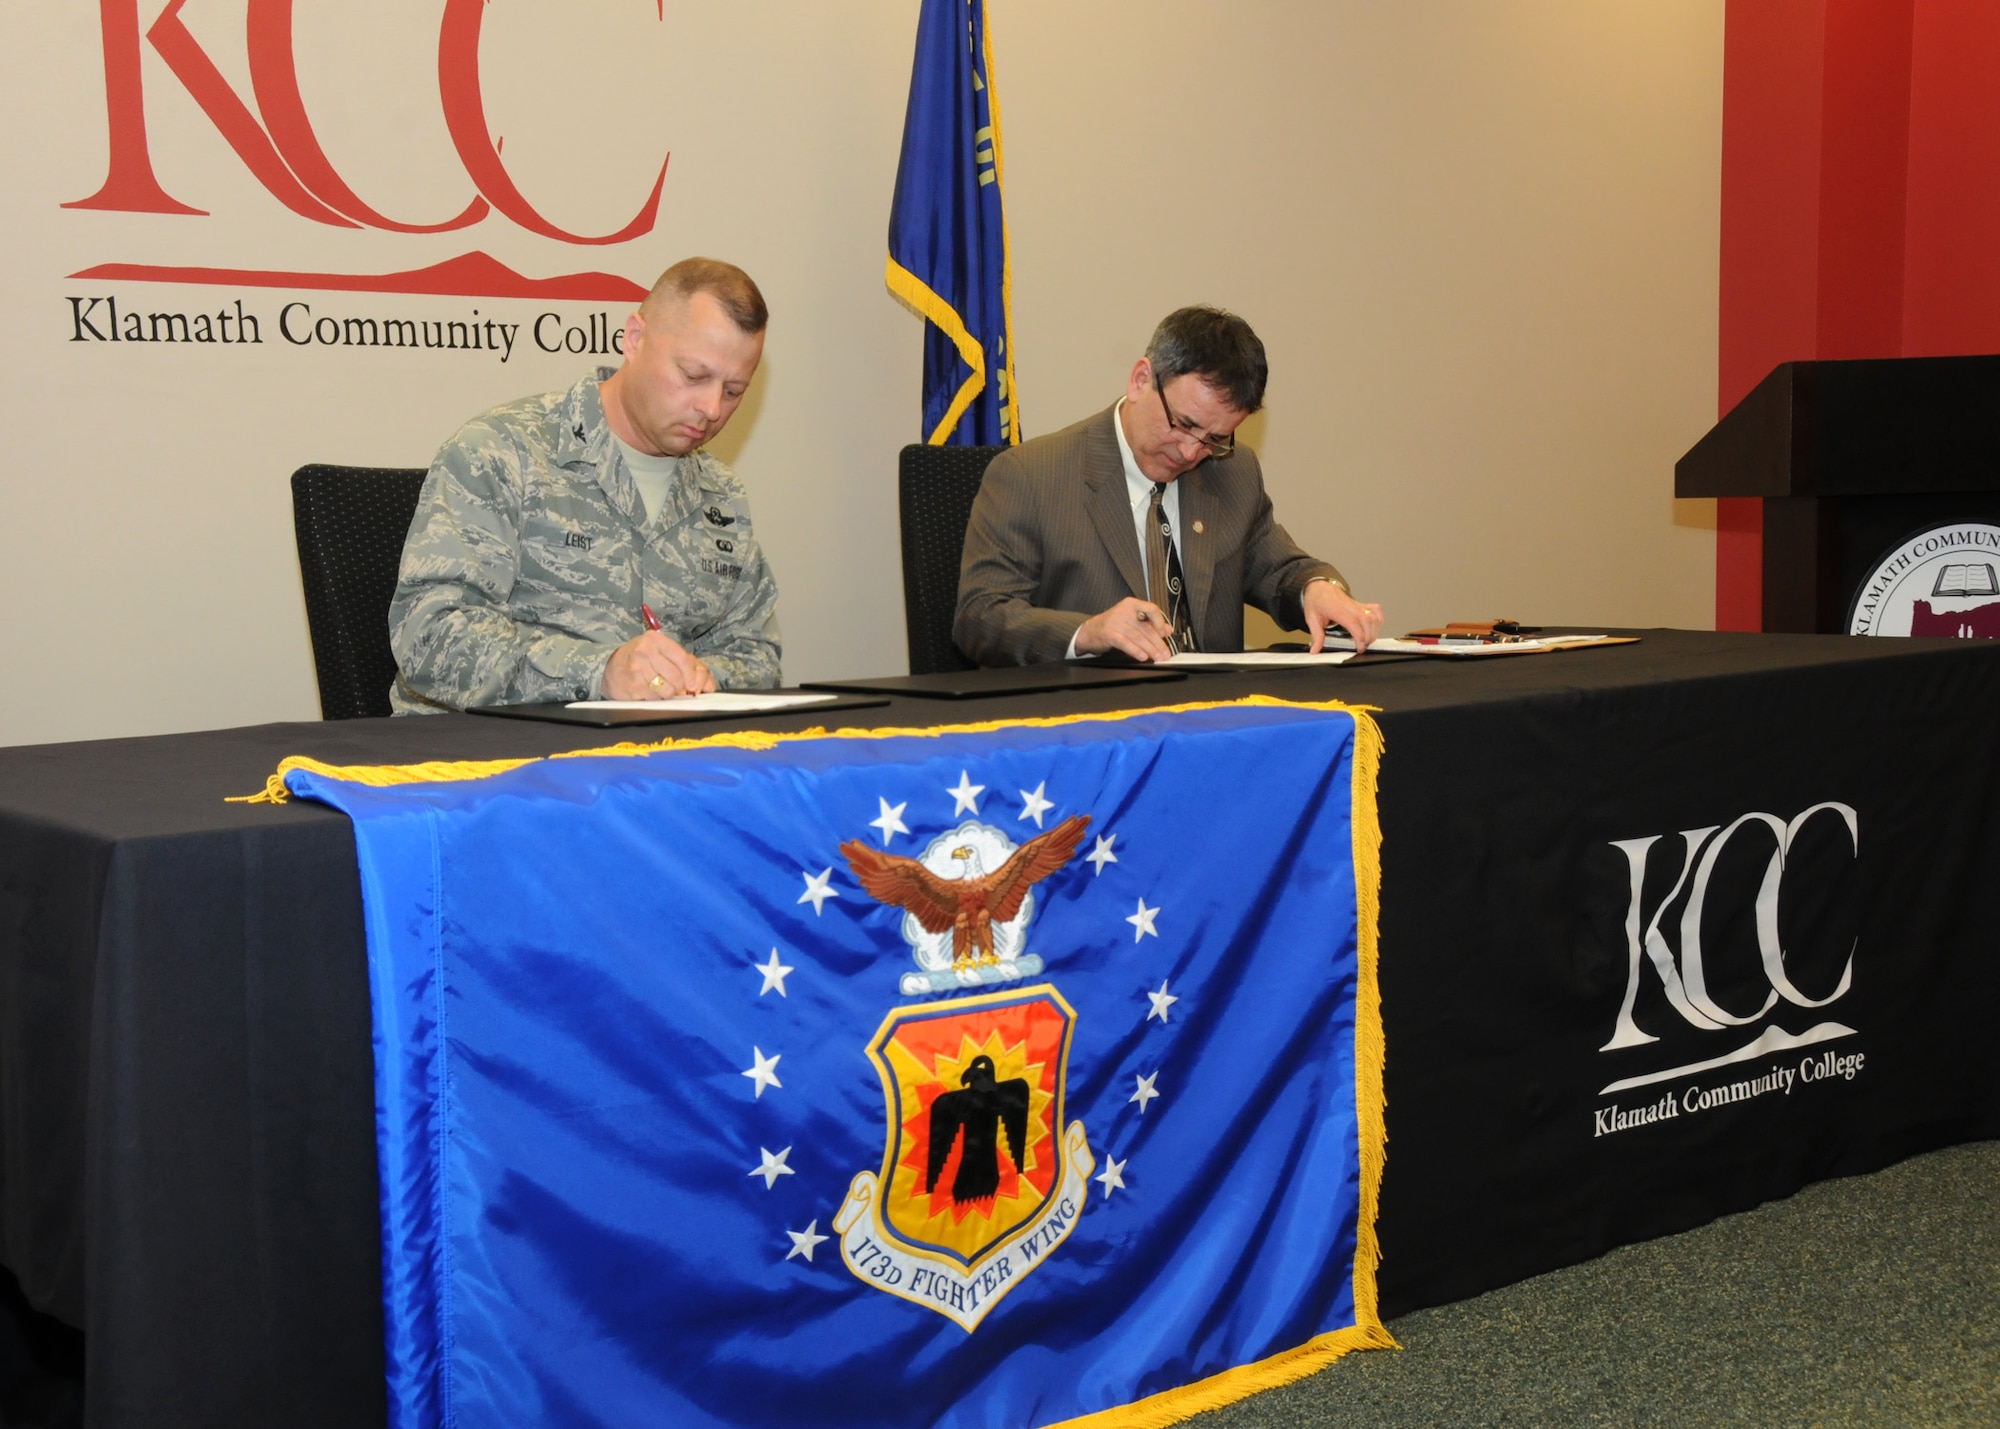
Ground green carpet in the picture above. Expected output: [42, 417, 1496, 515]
[1194, 1140, 2000, 1428]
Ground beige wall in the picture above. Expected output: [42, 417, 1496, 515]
[1001, 2, 1724, 640]
[0, 2, 1720, 748]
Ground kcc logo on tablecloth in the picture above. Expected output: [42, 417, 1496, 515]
[1593, 802, 1863, 1129]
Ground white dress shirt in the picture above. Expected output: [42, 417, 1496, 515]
[1067, 398, 1181, 657]
[1113, 395, 1181, 589]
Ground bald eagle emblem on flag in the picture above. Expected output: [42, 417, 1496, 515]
[842, 816, 1090, 993]
[834, 987, 1093, 1330]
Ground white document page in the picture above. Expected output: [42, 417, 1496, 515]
[1363, 635, 1623, 656]
[567, 692, 844, 712]
[1162, 651, 1355, 668]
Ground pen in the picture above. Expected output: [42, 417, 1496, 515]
[638, 603, 712, 696]
[637, 603, 682, 698]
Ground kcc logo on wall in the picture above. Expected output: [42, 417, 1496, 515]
[63, 0, 665, 300]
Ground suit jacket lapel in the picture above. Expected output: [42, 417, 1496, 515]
[1083, 409, 1146, 599]
[1177, 465, 1218, 643]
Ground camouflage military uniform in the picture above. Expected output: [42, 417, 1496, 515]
[389, 376, 780, 713]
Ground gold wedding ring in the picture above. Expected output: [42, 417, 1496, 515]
[649, 675, 666, 691]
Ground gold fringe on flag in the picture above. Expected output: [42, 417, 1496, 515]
[1047, 708, 1396, 1428]
[229, 697, 1373, 805]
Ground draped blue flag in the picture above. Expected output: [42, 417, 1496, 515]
[288, 700, 1389, 1429]
[886, 0, 1019, 445]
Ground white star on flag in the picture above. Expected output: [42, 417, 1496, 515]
[1130, 1070, 1161, 1113]
[741, 1046, 783, 1099]
[1086, 834, 1119, 875]
[1127, 897, 1161, 942]
[797, 868, 838, 915]
[755, 949, 794, 998]
[748, 1145, 796, 1190]
[1096, 1155, 1128, 1197]
[948, 770, 985, 816]
[1145, 980, 1178, 1023]
[869, 797, 910, 844]
[1018, 782, 1054, 827]
[785, 1219, 829, 1262]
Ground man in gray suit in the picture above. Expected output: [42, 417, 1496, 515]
[953, 306, 1383, 665]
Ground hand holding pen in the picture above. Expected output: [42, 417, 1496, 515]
[602, 603, 717, 699]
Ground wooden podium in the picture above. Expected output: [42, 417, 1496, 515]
[1676, 354, 2000, 632]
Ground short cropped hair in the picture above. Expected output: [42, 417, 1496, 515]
[645, 257, 769, 334]
[1144, 306, 1268, 414]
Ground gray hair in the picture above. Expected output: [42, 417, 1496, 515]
[1144, 306, 1268, 414]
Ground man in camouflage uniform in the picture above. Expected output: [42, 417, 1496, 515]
[389, 258, 780, 713]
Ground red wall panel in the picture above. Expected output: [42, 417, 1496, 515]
[1901, 5, 2000, 354]
[1719, 1, 1825, 416]
[1716, 0, 2000, 630]
[1812, 0, 1914, 359]
[1716, 2, 1826, 629]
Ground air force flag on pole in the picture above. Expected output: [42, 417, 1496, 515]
[284, 699, 1391, 1428]
[887, 0, 1020, 445]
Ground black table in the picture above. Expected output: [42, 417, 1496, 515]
[5, 630, 1998, 1428]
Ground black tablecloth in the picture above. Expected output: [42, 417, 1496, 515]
[4, 630, 1998, 1427]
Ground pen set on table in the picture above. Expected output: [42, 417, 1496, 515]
[1405, 618, 1542, 645]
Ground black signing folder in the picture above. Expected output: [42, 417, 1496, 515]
[469, 693, 889, 728]
[798, 663, 1188, 700]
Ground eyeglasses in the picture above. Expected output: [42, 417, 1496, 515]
[1154, 374, 1235, 459]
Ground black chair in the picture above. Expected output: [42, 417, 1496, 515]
[898, 443, 1005, 674]
[291, 464, 428, 719]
